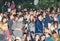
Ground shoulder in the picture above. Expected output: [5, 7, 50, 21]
[35, 20, 40, 23]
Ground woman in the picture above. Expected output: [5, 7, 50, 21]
[34, 34, 40, 41]
[0, 22, 7, 41]
[2, 17, 11, 41]
[28, 15, 35, 32]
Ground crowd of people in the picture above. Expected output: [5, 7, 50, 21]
[0, 1, 60, 41]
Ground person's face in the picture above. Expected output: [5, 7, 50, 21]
[55, 14, 58, 17]
[5, 1, 7, 5]
[18, 17, 23, 22]
[26, 12, 28, 15]
[47, 8, 50, 12]
[53, 33, 57, 38]
[27, 36, 31, 41]
[43, 12, 46, 16]
[38, 16, 43, 21]
[51, 13, 54, 17]
[10, 15, 14, 19]
[24, 8, 27, 11]
[23, 34, 26, 39]
[0, 13, 3, 17]
[37, 12, 40, 15]
[35, 35, 40, 39]
[12, 1, 14, 4]
[34, 11, 36, 16]
[45, 33, 50, 37]
[30, 15, 34, 21]
[30, 11, 34, 15]
[8, 2, 10, 6]
[3, 18, 7, 23]
[41, 36, 45, 40]
[18, 12, 22, 15]
[15, 17, 18, 21]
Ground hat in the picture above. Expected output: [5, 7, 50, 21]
[16, 37, 21, 41]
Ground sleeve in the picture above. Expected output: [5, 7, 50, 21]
[35, 21, 41, 31]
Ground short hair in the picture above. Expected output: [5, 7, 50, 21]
[18, 15, 24, 19]
[52, 30, 57, 34]
[37, 14, 43, 18]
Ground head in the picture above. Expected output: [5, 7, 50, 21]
[24, 8, 27, 11]
[51, 13, 55, 17]
[34, 10, 37, 16]
[45, 33, 51, 37]
[18, 11, 22, 16]
[15, 37, 21, 41]
[12, 1, 14, 4]
[15, 16, 19, 21]
[47, 7, 50, 12]
[10, 14, 14, 20]
[22, 33, 27, 39]
[27, 36, 31, 41]
[45, 28, 51, 34]
[52, 30, 58, 38]
[53, 21, 58, 28]
[54, 14, 58, 18]
[7, 2, 10, 7]
[37, 14, 43, 21]
[15, 39, 19, 41]
[41, 34, 45, 41]
[2, 17, 7, 23]
[35, 34, 40, 40]
[30, 15, 34, 23]
[43, 11, 46, 16]
[5, 1, 7, 5]
[18, 15, 24, 22]
[25, 11, 29, 15]
[29, 10, 34, 15]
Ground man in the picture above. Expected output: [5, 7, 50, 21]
[7, 14, 14, 35]
[2, 1, 8, 13]
[35, 14, 43, 36]
[12, 15, 25, 38]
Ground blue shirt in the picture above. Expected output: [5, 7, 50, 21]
[35, 19, 43, 33]
[45, 37, 53, 41]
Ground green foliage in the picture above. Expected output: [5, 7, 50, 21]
[21, 1, 34, 8]
[36, 0, 60, 9]
[0, 0, 60, 12]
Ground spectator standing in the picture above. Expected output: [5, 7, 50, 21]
[35, 14, 43, 36]
[2, 1, 8, 13]
[12, 15, 25, 39]
[10, 1, 15, 10]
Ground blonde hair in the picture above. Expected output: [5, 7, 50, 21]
[0, 22, 4, 30]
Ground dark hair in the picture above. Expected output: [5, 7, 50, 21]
[2, 16, 7, 22]
[53, 21, 58, 28]
[18, 15, 24, 19]
[37, 14, 43, 18]
[52, 30, 57, 34]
